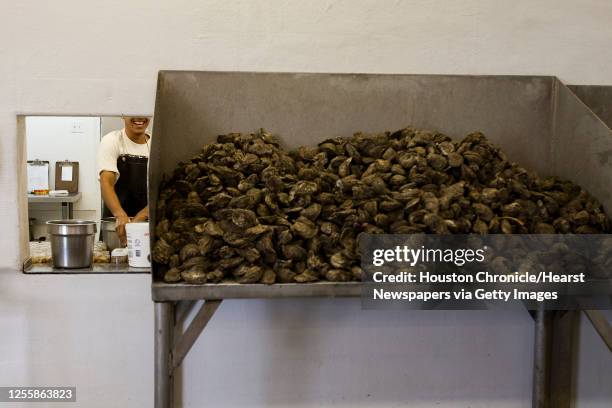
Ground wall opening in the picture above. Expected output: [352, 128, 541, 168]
[18, 114, 152, 272]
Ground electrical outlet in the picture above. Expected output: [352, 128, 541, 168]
[70, 120, 84, 133]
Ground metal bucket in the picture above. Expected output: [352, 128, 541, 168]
[47, 220, 97, 268]
[101, 217, 123, 251]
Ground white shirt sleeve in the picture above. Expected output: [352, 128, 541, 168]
[98, 131, 121, 178]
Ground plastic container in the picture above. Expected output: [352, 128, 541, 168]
[111, 247, 129, 264]
[125, 222, 151, 268]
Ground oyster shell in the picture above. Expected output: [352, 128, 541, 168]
[153, 127, 611, 285]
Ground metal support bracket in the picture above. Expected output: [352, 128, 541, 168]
[172, 299, 222, 372]
[584, 310, 612, 352]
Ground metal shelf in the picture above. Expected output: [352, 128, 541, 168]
[28, 192, 82, 219]
[25, 263, 150, 274]
[152, 281, 361, 301]
[27, 192, 82, 203]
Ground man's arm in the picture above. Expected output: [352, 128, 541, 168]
[133, 205, 149, 222]
[100, 171, 130, 245]
[100, 171, 125, 217]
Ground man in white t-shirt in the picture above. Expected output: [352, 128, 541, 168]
[97, 116, 151, 245]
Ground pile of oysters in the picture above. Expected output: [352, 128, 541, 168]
[152, 128, 610, 284]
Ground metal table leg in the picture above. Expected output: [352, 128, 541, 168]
[532, 310, 580, 408]
[154, 299, 221, 408]
[155, 302, 175, 408]
[549, 311, 579, 408]
[60, 202, 74, 219]
[533, 308, 552, 408]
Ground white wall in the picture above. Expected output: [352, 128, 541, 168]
[100, 117, 125, 139]
[0, 1, 611, 407]
[26, 116, 101, 232]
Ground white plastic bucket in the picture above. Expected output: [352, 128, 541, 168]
[125, 222, 151, 268]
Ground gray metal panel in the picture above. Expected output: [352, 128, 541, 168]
[151, 72, 554, 177]
[152, 281, 362, 301]
[552, 82, 612, 213]
[567, 85, 612, 130]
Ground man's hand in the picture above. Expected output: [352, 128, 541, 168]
[132, 206, 149, 223]
[115, 213, 130, 247]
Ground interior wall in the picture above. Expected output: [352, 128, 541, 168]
[100, 117, 124, 139]
[0, 1, 611, 407]
[26, 116, 101, 236]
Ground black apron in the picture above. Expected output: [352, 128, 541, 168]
[102, 153, 148, 218]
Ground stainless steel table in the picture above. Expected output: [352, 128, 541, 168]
[28, 192, 82, 219]
[152, 282, 611, 408]
[147, 72, 612, 408]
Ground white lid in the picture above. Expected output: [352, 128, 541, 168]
[49, 190, 69, 196]
[111, 247, 129, 257]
